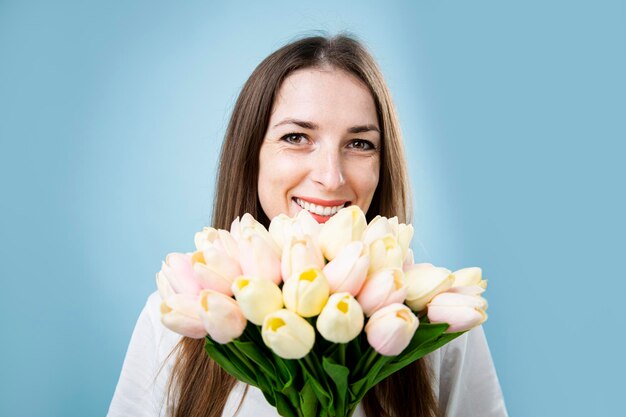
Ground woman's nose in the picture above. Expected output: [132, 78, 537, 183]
[310, 145, 346, 191]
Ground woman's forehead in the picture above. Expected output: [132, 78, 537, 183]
[269, 67, 379, 130]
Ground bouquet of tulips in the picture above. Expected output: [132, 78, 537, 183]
[156, 206, 488, 417]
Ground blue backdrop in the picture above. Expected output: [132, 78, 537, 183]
[1, 1, 624, 416]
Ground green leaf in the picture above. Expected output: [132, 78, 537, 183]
[299, 361, 331, 410]
[300, 379, 319, 417]
[274, 391, 299, 417]
[322, 356, 349, 416]
[232, 340, 277, 378]
[204, 338, 256, 386]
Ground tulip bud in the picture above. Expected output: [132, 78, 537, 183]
[316, 293, 364, 343]
[318, 205, 366, 261]
[281, 234, 325, 281]
[268, 214, 294, 250]
[365, 303, 419, 356]
[357, 267, 407, 317]
[323, 241, 369, 295]
[160, 294, 207, 339]
[237, 233, 282, 284]
[368, 235, 404, 274]
[157, 253, 202, 296]
[451, 267, 488, 292]
[269, 210, 321, 251]
[197, 290, 246, 344]
[282, 268, 330, 317]
[231, 213, 281, 256]
[232, 276, 283, 325]
[362, 215, 394, 246]
[404, 263, 454, 313]
[194, 226, 219, 251]
[191, 249, 241, 296]
[427, 292, 488, 333]
[195, 228, 240, 259]
[262, 309, 315, 359]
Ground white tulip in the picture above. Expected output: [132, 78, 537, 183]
[318, 205, 366, 261]
[316, 293, 364, 343]
[262, 309, 315, 359]
[232, 276, 283, 325]
[404, 263, 454, 313]
[282, 268, 330, 317]
[368, 235, 404, 274]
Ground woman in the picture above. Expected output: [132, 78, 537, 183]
[108, 34, 508, 417]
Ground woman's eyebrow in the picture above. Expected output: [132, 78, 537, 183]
[273, 118, 380, 133]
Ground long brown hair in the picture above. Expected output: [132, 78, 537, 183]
[165, 33, 439, 417]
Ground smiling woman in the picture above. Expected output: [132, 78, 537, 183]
[107, 33, 508, 417]
[258, 66, 381, 223]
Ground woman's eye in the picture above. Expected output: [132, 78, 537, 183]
[280, 133, 308, 145]
[348, 139, 375, 151]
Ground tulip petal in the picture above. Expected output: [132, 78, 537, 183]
[160, 294, 206, 339]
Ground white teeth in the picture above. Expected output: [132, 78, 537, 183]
[295, 198, 346, 216]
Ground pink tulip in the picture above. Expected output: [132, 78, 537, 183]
[365, 303, 418, 356]
[427, 292, 488, 333]
[191, 249, 241, 296]
[323, 241, 369, 295]
[357, 267, 407, 316]
[238, 233, 282, 284]
[160, 293, 207, 339]
[197, 289, 247, 344]
[157, 253, 202, 296]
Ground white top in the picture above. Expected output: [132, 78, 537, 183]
[107, 291, 508, 417]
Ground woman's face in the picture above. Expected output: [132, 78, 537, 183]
[258, 66, 381, 223]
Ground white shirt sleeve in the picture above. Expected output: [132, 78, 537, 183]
[107, 292, 507, 417]
[107, 292, 182, 417]
[428, 326, 509, 417]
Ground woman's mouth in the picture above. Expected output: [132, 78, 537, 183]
[293, 197, 350, 223]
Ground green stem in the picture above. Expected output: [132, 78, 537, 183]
[226, 344, 258, 376]
[338, 343, 346, 366]
[354, 347, 378, 378]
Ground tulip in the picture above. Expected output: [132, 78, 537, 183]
[156, 253, 202, 297]
[237, 232, 282, 285]
[262, 309, 315, 359]
[231, 213, 281, 256]
[363, 216, 414, 263]
[197, 289, 246, 344]
[357, 267, 407, 316]
[427, 292, 488, 333]
[281, 234, 325, 281]
[316, 293, 364, 343]
[160, 294, 207, 339]
[232, 276, 283, 325]
[194, 227, 240, 260]
[318, 205, 366, 261]
[368, 235, 404, 274]
[191, 249, 241, 296]
[365, 303, 418, 356]
[450, 267, 488, 293]
[323, 241, 369, 295]
[362, 215, 394, 246]
[282, 268, 330, 317]
[269, 210, 321, 250]
[404, 263, 454, 313]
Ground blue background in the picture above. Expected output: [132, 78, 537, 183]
[1, 1, 624, 416]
